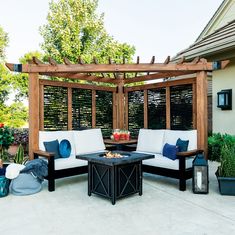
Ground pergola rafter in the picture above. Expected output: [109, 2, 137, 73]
[5, 56, 230, 159]
[147, 56, 155, 75]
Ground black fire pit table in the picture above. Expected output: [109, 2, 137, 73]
[76, 151, 154, 205]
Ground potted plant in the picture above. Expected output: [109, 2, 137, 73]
[216, 142, 235, 195]
[8, 128, 29, 156]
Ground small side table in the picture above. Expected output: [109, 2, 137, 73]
[104, 139, 137, 151]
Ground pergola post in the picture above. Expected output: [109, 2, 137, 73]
[28, 72, 40, 160]
[117, 78, 125, 129]
[196, 71, 208, 157]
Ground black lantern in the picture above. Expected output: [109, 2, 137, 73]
[217, 89, 232, 110]
[192, 154, 209, 194]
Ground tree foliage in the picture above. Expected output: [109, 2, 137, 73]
[0, 26, 28, 127]
[40, 0, 135, 64]
[0, 103, 28, 128]
[0, 26, 10, 103]
[14, 51, 45, 100]
[0, 26, 8, 60]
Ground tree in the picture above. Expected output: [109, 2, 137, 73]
[0, 103, 28, 127]
[13, 51, 45, 101]
[0, 26, 29, 127]
[0, 26, 8, 60]
[0, 26, 10, 103]
[40, 0, 135, 64]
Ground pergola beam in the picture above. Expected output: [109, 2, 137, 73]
[124, 71, 193, 84]
[6, 60, 229, 74]
[124, 77, 196, 92]
[39, 79, 116, 92]
[41, 72, 118, 84]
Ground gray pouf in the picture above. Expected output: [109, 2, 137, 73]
[10, 173, 42, 196]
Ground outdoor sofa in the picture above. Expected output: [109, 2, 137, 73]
[135, 129, 202, 191]
[33, 128, 202, 192]
[33, 128, 105, 191]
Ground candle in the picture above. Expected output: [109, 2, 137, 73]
[197, 171, 202, 189]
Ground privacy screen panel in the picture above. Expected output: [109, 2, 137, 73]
[148, 88, 166, 129]
[96, 91, 113, 138]
[72, 88, 92, 129]
[128, 90, 144, 137]
[170, 85, 193, 130]
[44, 86, 68, 130]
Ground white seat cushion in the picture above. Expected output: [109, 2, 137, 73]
[54, 154, 87, 170]
[164, 130, 197, 151]
[39, 131, 76, 155]
[137, 152, 193, 170]
[136, 129, 165, 154]
[41, 150, 106, 170]
[73, 129, 105, 155]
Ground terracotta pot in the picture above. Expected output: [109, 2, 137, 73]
[7, 145, 19, 156]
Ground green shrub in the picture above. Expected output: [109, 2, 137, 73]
[218, 144, 235, 177]
[208, 133, 235, 161]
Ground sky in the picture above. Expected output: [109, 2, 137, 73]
[0, 0, 223, 63]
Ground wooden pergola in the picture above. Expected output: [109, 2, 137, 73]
[6, 56, 229, 159]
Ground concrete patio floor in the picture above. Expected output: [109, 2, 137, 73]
[0, 161, 234, 235]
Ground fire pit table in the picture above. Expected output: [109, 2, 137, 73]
[76, 151, 154, 205]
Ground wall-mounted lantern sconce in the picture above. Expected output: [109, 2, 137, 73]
[217, 89, 232, 110]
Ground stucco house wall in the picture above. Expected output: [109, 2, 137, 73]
[212, 57, 235, 134]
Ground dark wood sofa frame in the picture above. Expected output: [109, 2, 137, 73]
[142, 149, 203, 191]
[33, 150, 87, 192]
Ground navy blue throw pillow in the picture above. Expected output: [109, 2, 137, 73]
[176, 138, 189, 152]
[43, 139, 61, 159]
[0, 168, 6, 176]
[59, 139, 71, 158]
[163, 143, 179, 160]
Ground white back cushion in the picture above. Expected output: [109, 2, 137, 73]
[73, 128, 105, 155]
[164, 129, 197, 151]
[136, 129, 165, 154]
[39, 131, 76, 155]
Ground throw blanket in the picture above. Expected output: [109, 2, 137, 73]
[5, 163, 25, 179]
[20, 159, 48, 181]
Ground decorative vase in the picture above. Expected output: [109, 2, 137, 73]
[0, 176, 10, 197]
[7, 144, 19, 156]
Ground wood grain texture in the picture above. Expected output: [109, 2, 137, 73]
[196, 71, 208, 157]
[166, 86, 171, 129]
[67, 87, 72, 130]
[92, 90, 96, 128]
[6, 60, 230, 73]
[29, 73, 40, 159]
